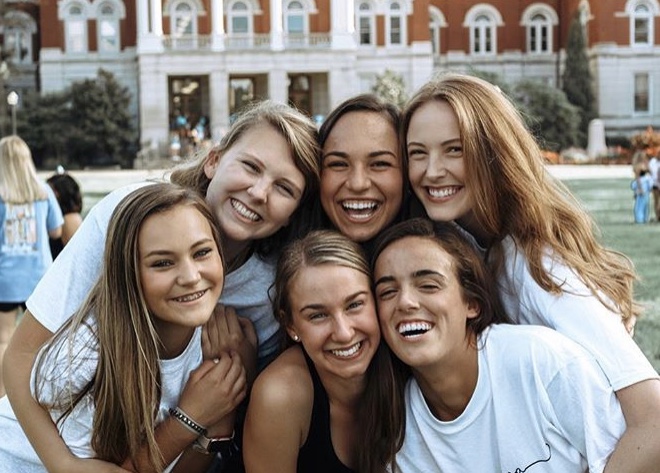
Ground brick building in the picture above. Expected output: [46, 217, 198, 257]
[2, 0, 659, 151]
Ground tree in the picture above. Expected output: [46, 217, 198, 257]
[513, 80, 580, 152]
[372, 69, 408, 108]
[67, 69, 137, 168]
[562, 9, 596, 147]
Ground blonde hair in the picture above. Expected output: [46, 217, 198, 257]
[402, 72, 639, 323]
[34, 183, 224, 472]
[0, 135, 47, 203]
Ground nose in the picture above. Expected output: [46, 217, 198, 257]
[426, 154, 447, 179]
[247, 177, 269, 203]
[332, 313, 355, 342]
[397, 285, 420, 313]
[346, 165, 371, 192]
[177, 259, 202, 286]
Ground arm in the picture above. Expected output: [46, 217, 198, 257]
[121, 353, 247, 473]
[4, 312, 129, 473]
[603, 379, 660, 473]
[243, 350, 310, 473]
[62, 213, 84, 245]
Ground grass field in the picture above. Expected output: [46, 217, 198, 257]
[565, 178, 660, 372]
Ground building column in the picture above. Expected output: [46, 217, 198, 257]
[211, 0, 225, 51]
[151, 0, 163, 35]
[209, 71, 230, 139]
[270, 0, 284, 51]
[331, 0, 356, 49]
[268, 69, 288, 104]
[137, 0, 149, 37]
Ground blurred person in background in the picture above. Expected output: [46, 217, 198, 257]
[47, 169, 83, 259]
[0, 136, 63, 397]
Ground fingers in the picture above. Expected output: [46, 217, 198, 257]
[238, 317, 258, 348]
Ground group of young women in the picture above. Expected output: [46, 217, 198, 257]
[0, 73, 658, 473]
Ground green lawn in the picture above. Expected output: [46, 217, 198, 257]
[565, 178, 660, 372]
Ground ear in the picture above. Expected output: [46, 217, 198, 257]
[466, 299, 480, 320]
[203, 150, 220, 179]
[282, 311, 300, 342]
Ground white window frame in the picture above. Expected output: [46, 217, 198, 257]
[464, 4, 503, 56]
[521, 3, 558, 54]
[356, 1, 375, 46]
[58, 0, 91, 53]
[94, 0, 126, 54]
[1, 10, 37, 64]
[634, 72, 652, 114]
[618, 0, 659, 47]
[386, 1, 407, 47]
[227, 0, 253, 35]
[163, 0, 206, 37]
[428, 6, 447, 56]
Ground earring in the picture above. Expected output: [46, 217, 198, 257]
[292, 334, 300, 342]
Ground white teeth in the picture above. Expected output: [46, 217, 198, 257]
[398, 322, 433, 337]
[174, 290, 206, 302]
[231, 199, 261, 221]
[428, 187, 460, 199]
[342, 200, 378, 210]
[331, 342, 361, 358]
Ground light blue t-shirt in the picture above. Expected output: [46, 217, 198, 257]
[0, 184, 63, 302]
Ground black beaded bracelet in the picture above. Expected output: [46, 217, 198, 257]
[168, 407, 207, 436]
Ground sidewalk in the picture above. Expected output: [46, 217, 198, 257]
[38, 164, 633, 195]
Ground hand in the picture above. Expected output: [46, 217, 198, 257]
[202, 304, 257, 382]
[177, 352, 247, 428]
[202, 305, 257, 358]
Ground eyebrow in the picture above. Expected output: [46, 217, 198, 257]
[142, 237, 214, 258]
[374, 269, 445, 287]
[407, 137, 461, 148]
[322, 149, 398, 161]
[299, 290, 369, 312]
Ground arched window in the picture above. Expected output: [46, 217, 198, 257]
[58, 0, 91, 53]
[173, 2, 195, 36]
[228, 1, 251, 34]
[521, 4, 558, 54]
[429, 6, 446, 56]
[356, 1, 375, 46]
[2, 11, 37, 64]
[95, 0, 125, 53]
[285, 0, 305, 35]
[464, 5, 503, 55]
[386, 1, 406, 46]
[620, 0, 659, 46]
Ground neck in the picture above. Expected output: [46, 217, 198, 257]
[222, 237, 252, 273]
[456, 213, 493, 248]
[156, 324, 195, 360]
[319, 371, 367, 410]
[413, 335, 479, 422]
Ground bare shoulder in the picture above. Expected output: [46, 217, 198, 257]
[249, 346, 313, 411]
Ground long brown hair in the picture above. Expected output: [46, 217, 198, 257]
[34, 183, 224, 471]
[402, 72, 640, 323]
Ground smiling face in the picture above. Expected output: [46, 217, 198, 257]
[374, 236, 479, 371]
[203, 123, 306, 249]
[286, 264, 380, 382]
[139, 204, 224, 354]
[407, 100, 478, 234]
[320, 111, 403, 242]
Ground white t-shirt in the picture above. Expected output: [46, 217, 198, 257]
[0, 323, 202, 473]
[26, 182, 281, 363]
[648, 157, 659, 187]
[497, 236, 658, 391]
[391, 324, 625, 473]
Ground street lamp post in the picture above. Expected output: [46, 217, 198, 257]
[7, 91, 18, 136]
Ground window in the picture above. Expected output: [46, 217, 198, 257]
[228, 1, 250, 34]
[521, 5, 558, 54]
[464, 5, 503, 55]
[96, 1, 124, 53]
[356, 2, 374, 46]
[386, 1, 406, 46]
[58, 0, 90, 53]
[285, 1, 305, 35]
[173, 2, 195, 36]
[2, 11, 37, 64]
[428, 6, 446, 56]
[634, 4, 652, 44]
[634, 73, 650, 113]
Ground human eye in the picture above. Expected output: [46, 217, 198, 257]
[194, 247, 214, 259]
[372, 159, 395, 170]
[418, 278, 442, 292]
[275, 181, 296, 198]
[407, 147, 427, 160]
[150, 259, 174, 268]
[309, 312, 328, 321]
[347, 300, 365, 311]
[376, 286, 398, 301]
[323, 158, 348, 170]
[242, 160, 260, 173]
[446, 143, 463, 157]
